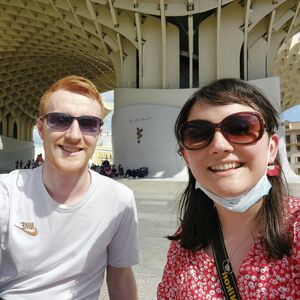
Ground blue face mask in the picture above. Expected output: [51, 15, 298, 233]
[195, 174, 271, 212]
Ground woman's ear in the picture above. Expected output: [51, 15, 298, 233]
[268, 134, 279, 163]
[179, 148, 190, 167]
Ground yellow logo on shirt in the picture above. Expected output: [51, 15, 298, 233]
[15, 222, 38, 237]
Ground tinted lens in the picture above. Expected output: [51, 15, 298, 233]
[222, 113, 263, 144]
[44, 113, 103, 133]
[46, 113, 72, 130]
[78, 116, 102, 133]
[180, 120, 214, 150]
[179, 112, 265, 150]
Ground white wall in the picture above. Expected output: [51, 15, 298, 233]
[142, 16, 180, 89]
[112, 104, 182, 178]
[112, 88, 197, 178]
[0, 135, 35, 172]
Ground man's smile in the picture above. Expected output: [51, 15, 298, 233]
[59, 145, 83, 153]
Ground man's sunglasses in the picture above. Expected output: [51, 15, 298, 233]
[179, 111, 266, 150]
[40, 112, 103, 134]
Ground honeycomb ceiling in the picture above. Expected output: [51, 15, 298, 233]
[0, 0, 299, 123]
[274, 34, 300, 111]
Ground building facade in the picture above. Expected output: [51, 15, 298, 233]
[92, 133, 113, 165]
[285, 121, 300, 175]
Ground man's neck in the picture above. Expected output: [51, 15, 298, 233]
[41, 164, 91, 205]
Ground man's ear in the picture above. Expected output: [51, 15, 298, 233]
[96, 127, 102, 140]
[36, 118, 44, 140]
[268, 134, 279, 163]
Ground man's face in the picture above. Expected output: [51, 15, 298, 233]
[37, 89, 102, 175]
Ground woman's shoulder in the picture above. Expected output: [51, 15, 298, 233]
[286, 196, 300, 246]
[287, 195, 300, 217]
[166, 236, 192, 261]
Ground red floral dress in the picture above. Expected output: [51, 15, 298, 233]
[157, 197, 300, 299]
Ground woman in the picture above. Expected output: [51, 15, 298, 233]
[157, 78, 299, 299]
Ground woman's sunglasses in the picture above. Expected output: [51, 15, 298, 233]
[179, 111, 266, 150]
[40, 112, 103, 134]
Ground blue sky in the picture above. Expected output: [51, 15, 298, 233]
[281, 104, 300, 122]
[101, 90, 114, 133]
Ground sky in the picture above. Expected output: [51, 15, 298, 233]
[101, 90, 114, 133]
[281, 104, 300, 122]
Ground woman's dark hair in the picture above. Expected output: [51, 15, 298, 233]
[170, 78, 291, 258]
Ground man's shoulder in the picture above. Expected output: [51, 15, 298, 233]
[0, 169, 41, 207]
[90, 170, 134, 196]
[0, 168, 39, 185]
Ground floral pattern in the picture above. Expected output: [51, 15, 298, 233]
[157, 197, 300, 299]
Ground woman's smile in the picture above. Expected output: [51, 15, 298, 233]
[208, 162, 243, 172]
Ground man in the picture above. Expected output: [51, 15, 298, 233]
[0, 76, 139, 299]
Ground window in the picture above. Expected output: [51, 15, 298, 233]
[288, 157, 291, 162]
[297, 168, 300, 175]
[286, 135, 291, 143]
[297, 146, 300, 151]
[286, 146, 290, 151]
[297, 157, 300, 163]
[297, 135, 300, 142]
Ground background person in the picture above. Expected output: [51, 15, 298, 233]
[117, 164, 124, 177]
[157, 78, 299, 299]
[0, 75, 139, 299]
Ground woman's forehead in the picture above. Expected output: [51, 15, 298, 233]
[187, 102, 257, 122]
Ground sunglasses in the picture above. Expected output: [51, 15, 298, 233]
[41, 112, 103, 134]
[179, 111, 266, 150]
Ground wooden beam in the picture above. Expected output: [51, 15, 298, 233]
[243, 0, 251, 80]
[284, 1, 300, 43]
[160, 0, 167, 88]
[188, 15, 193, 88]
[216, 0, 221, 79]
[266, 10, 276, 77]
[135, 12, 143, 88]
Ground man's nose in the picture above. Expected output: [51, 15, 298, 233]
[65, 120, 82, 139]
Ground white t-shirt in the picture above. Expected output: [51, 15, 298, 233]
[0, 167, 139, 299]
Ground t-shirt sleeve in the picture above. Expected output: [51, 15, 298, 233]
[157, 240, 184, 299]
[107, 191, 139, 267]
[0, 175, 10, 253]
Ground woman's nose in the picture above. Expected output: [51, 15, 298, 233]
[208, 129, 234, 153]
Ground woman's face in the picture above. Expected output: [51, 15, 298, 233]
[181, 102, 279, 197]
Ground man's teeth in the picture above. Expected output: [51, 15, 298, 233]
[210, 163, 241, 171]
[62, 146, 81, 153]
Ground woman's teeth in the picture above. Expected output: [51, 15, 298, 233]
[210, 163, 242, 172]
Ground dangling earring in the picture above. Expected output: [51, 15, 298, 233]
[267, 164, 280, 177]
